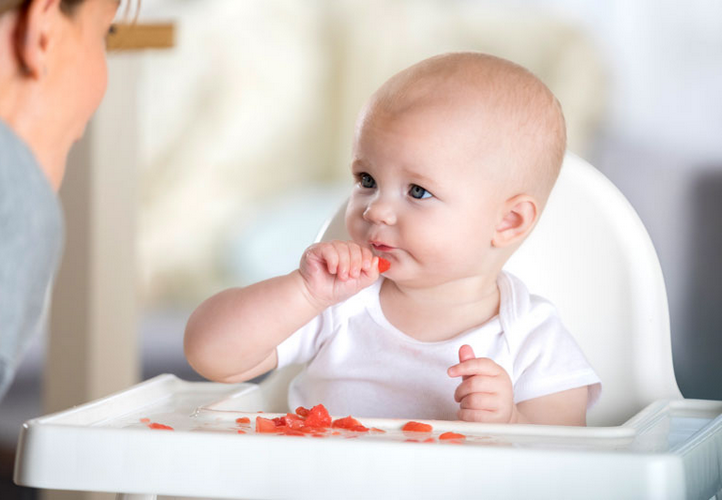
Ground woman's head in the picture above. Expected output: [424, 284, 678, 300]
[0, 0, 136, 190]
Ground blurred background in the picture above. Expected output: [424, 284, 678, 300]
[3, 0, 722, 497]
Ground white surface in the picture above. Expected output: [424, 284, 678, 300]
[316, 152, 681, 427]
[13, 374, 722, 500]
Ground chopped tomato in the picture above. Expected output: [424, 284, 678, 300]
[378, 257, 391, 273]
[295, 406, 310, 417]
[139, 418, 150, 423]
[304, 404, 332, 428]
[332, 416, 363, 430]
[255, 416, 277, 433]
[147, 423, 173, 430]
[402, 421, 433, 433]
[235, 417, 251, 425]
[439, 432, 466, 440]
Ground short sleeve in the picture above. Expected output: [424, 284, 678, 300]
[511, 302, 602, 409]
[276, 307, 333, 369]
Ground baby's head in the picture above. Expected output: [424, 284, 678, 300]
[345, 52, 567, 287]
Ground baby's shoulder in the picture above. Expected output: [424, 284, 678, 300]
[498, 271, 567, 347]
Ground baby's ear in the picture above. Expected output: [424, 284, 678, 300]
[491, 194, 539, 248]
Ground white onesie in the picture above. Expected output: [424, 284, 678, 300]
[276, 271, 601, 420]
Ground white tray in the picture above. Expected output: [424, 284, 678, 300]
[14, 374, 722, 499]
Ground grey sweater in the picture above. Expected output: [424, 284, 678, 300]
[0, 119, 63, 401]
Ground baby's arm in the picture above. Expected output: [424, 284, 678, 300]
[448, 345, 588, 425]
[184, 241, 380, 383]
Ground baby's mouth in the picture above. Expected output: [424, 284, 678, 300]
[371, 242, 395, 252]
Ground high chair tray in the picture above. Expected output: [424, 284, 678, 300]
[14, 374, 722, 499]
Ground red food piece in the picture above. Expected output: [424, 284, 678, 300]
[439, 431, 466, 440]
[284, 414, 306, 430]
[402, 421, 433, 433]
[304, 404, 332, 428]
[235, 417, 251, 425]
[378, 257, 391, 273]
[148, 422, 174, 430]
[332, 416, 363, 430]
[370, 427, 386, 433]
[139, 418, 150, 423]
[295, 406, 310, 417]
[237, 429, 246, 434]
[256, 416, 277, 433]
[423, 438, 435, 443]
[281, 428, 306, 437]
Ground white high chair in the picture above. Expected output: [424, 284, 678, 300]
[13, 153, 722, 500]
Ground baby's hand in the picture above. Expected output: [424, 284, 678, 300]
[447, 345, 516, 423]
[299, 240, 381, 309]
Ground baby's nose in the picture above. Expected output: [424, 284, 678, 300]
[363, 197, 396, 225]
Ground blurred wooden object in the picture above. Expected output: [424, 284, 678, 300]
[107, 23, 175, 51]
[42, 22, 175, 500]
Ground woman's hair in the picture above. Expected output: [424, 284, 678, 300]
[1, 0, 139, 17]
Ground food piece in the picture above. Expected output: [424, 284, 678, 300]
[237, 430, 246, 434]
[281, 428, 305, 437]
[370, 427, 386, 433]
[304, 404, 332, 428]
[147, 422, 174, 430]
[402, 421, 433, 433]
[439, 431, 466, 440]
[139, 418, 150, 423]
[378, 257, 391, 273]
[283, 414, 306, 430]
[255, 416, 277, 433]
[295, 406, 310, 417]
[332, 416, 363, 430]
[235, 417, 251, 425]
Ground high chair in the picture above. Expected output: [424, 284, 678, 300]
[14, 153, 722, 500]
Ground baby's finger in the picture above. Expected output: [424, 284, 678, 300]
[458, 344, 476, 363]
[457, 408, 498, 423]
[448, 357, 502, 378]
[331, 240, 351, 280]
[314, 243, 339, 275]
[360, 246, 375, 272]
[454, 375, 498, 402]
[348, 243, 364, 278]
[459, 393, 499, 411]
[457, 344, 475, 381]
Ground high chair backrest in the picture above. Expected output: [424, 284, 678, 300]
[263, 152, 682, 426]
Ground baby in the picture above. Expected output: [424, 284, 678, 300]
[184, 52, 601, 425]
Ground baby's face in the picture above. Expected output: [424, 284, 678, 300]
[345, 105, 507, 287]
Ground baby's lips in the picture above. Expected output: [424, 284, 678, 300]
[378, 257, 391, 273]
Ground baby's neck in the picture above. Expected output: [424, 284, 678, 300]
[379, 275, 501, 343]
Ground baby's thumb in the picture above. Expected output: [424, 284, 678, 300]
[458, 344, 476, 363]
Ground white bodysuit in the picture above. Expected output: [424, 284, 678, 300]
[277, 271, 601, 420]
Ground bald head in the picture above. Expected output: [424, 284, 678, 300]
[360, 52, 567, 206]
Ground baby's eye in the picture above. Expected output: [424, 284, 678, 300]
[409, 184, 432, 199]
[359, 173, 376, 189]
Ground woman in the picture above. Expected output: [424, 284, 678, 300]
[0, 0, 126, 401]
